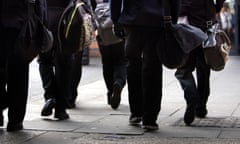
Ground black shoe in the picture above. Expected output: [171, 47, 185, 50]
[196, 108, 208, 118]
[41, 98, 56, 116]
[184, 105, 195, 126]
[129, 115, 142, 125]
[7, 122, 23, 132]
[66, 103, 76, 109]
[142, 122, 159, 131]
[110, 82, 122, 110]
[0, 111, 3, 126]
[54, 110, 69, 120]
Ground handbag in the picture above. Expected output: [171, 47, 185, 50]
[95, 2, 122, 46]
[202, 23, 231, 71]
[157, 1, 208, 69]
[14, 0, 53, 63]
[202, 0, 232, 71]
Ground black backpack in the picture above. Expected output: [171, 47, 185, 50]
[57, 0, 96, 53]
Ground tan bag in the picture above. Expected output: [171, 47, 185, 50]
[202, 23, 231, 71]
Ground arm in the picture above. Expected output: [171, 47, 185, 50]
[110, 0, 122, 24]
[215, 0, 225, 13]
[110, 0, 124, 38]
[170, 0, 181, 24]
[90, 0, 96, 10]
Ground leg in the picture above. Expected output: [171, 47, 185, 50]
[175, 49, 199, 125]
[125, 27, 143, 122]
[111, 41, 127, 109]
[38, 51, 57, 116]
[0, 29, 7, 127]
[98, 38, 114, 105]
[54, 52, 70, 120]
[5, 28, 29, 131]
[141, 29, 162, 130]
[196, 48, 210, 118]
[67, 51, 83, 108]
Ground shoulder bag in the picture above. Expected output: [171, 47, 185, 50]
[157, 0, 207, 69]
[15, 0, 53, 63]
[202, 1, 231, 71]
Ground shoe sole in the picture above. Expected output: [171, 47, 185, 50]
[142, 125, 159, 131]
[7, 123, 23, 132]
[110, 83, 122, 110]
[54, 113, 70, 120]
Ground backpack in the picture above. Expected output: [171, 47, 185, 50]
[57, 0, 96, 53]
[95, 2, 122, 46]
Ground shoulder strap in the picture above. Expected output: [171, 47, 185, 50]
[27, 0, 36, 17]
[163, 0, 172, 22]
[57, 0, 75, 52]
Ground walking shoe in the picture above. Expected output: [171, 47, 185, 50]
[41, 98, 56, 116]
[184, 105, 195, 125]
[129, 115, 142, 125]
[66, 103, 76, 109]
[142, 123, 159, 131]
[196, 108, 208, 118]
[54, 110, 69, 120]
[0, 111, 3, 126]
[7, 122, 23, 132]
[110, 82, 122, 110]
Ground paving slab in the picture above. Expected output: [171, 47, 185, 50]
[145, 126, 221, 138]
[219, 129, 240, 138]
[21, 132, 86, 144]
[23, 118, 91, 132]
[74, 115, 144, 135]
[0, 130, 45, 144]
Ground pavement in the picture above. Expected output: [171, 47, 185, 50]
[1, 56, 240, 144]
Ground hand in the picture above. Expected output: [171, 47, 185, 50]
[112, 23, 125, 38]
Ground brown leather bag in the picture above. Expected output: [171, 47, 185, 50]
[202, 23, 231, 71]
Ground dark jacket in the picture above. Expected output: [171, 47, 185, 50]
[110, 0, 180, 27]
[180, 0, 225, 29]
[0, 0, 28, 29]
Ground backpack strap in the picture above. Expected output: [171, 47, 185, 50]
[65, 2, 85, 38]
[57, 0, 75, 52]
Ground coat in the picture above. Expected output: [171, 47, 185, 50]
[180, 0, 225, 30]
[110, 0, 180, 27]
[0, 0, 28, 29]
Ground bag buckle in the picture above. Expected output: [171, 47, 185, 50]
[163, 16, 172, 21]
[206, 21, 213, 28]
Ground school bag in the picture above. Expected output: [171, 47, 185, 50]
[57, 0, 96, 53]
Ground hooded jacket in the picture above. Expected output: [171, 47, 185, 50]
[0, 0, 28, 29]
[180, 0, 225, 29]
[110, 0, 180, 27]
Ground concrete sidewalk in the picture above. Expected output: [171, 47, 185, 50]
[1, 56, 240, 144]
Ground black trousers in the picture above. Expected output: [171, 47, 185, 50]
[0, 27, 29, 123]
[38, 49, 83, 110]
[125, 27, 163, 123]
[38, 6, 83, 110]
[175, 46, 210, 109]
[98, 39, 127, 95]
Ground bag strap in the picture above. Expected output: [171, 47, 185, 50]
[163, 0, 172, 21]
[26, 0, 36, 17]
[57, 0, 75, 52]
[205, 0, 217, 28]
[65, 2, 85, 38]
